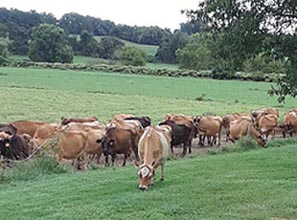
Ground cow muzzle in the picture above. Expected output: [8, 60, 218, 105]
[139, 185, 148, 191]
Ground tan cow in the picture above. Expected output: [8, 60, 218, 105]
[257, 114, 278, 140]
[135, 125, 172, 190]
[222, 113, 252, 141]
[57, 129, 104, 169]
[230, 119, 267, 147]
[112, 114, 135, 121]
[28, 123, 58, 152]
[252, 108, 279, 121]
[281, 110, 297, 138]
[11, 120, 49, 137]
[195, 116, 223, 146]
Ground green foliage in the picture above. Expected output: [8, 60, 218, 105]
[98, 36, 125, 60]
[243, 52, 286, 74]
[78, 30, 100, 57]
[187, 0, 297, 101]
[176, 33, 215, 71]
[28, 24, 73, 63]
[0, 37, 11, 65]
[121, 46, 147, 66]
[156, 31, 190, 63]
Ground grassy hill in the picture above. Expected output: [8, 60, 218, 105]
[0, 142, 296, 219]
[94, 36, 158, 57]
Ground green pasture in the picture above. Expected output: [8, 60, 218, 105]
[0, 142, 297, 219]
[0, 66, 297, 219]
[0, 67, 295, 123]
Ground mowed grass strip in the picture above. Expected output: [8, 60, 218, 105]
[0, 145, 296, 220]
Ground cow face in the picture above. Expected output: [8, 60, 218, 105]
[256, 135, 267, 148]
[101, 136, 115, 157]
[136, 164, 155, 190]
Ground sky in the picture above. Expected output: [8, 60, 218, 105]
[0, 0, 199, 31]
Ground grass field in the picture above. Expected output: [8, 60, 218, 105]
[0, 67, 295, 123]
[0, 66, 297, 219]
[0, 142, 297, 219]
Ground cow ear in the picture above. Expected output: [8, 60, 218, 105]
[134, 160, 140, 168]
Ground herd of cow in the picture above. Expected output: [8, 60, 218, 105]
[0, 107, 297, 190]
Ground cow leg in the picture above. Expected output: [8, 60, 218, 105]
[218, 133, 221, 147]
[160, 162, 164, 181]
[182, 143, 187, 156]
[104, 155, 110, 167]
[282, 130, 286, 138]
[122, 153, 128, 167]
[111, 155, 116, 167]
[187, 139, 192, 154]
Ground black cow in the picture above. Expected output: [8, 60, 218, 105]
[0, 123, 17, 135]
[0, 132, 31, 160]
[159, 120, 192, 156]
[125, 116, 151, 128]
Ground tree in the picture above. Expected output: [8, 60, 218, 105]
[79, 30, 100, 57]
[156, 31, 190, 63]
[176, 33, 215, 70]
[121, 46, 147, 66]
[29, 24, 73, 63]
[0, 37, 11, 64]
[98, 37, 125, 60]
[186, 0, 297, 101]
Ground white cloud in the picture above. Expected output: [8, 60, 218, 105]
[0, 0, 199, 30]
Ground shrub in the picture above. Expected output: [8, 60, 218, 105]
[243, 53, 285, 74]
[121, 46, 147, 66]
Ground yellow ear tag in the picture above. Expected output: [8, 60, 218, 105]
[5, 143, 10, 148]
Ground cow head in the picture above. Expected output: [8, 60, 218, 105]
[100, 136, 115, 166]
[255, 135, 267, 148]
[135, 162, 155, 190]
[142, 116, 151, 128]
[0, 132, 13, 158]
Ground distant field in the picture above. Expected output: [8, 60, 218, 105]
[1, 142, 297, 219]
[0, 67, 294, 123]
[94, 36, 158, 57]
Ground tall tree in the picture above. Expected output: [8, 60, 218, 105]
[29, 24, 73, 63]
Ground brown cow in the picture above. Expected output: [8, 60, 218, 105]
[163, 113, 195, 149]
[230, 119, 267, 147]
[281, 110, 297, 138]
[101, 125, 140, 167]
[195, 116, 223, 146]
[135, 125, 172, 190]
[11, 120, 49, 137]
[0, 131, 31, 160]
